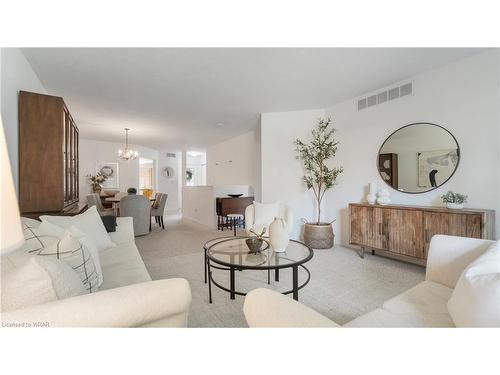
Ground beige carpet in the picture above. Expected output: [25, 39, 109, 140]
[136, 216, 425, 327]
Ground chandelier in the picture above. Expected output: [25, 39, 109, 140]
[118, 128, 139, 161]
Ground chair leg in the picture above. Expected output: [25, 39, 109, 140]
[161, 216, 165, 230]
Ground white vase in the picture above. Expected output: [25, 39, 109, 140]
[269, 217, 289, 253]
[376, 189, 391, 205]
[446, 203, 464, 209]
[366, 182, 377, 204]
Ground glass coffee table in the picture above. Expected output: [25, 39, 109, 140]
[205, 237, 313, 303]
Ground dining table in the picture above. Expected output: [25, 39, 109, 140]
[105, 195, 155, 216]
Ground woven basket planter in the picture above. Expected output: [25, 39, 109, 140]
[303, 222, 334, 249]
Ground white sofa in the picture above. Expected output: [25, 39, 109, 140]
[243, 235, 496, 328]
[1, 217, 192, 328]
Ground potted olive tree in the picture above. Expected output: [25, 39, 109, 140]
[294, 118, 343, 249]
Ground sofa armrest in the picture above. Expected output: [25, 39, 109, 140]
[243, 288, 339, 328]
[426, 235, 495, 289]
[1, 278, 191, 328]
[109, 217, 135, 245]
[245, 204, 255, 235]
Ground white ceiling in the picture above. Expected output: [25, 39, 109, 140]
[22, 48, 485, 150]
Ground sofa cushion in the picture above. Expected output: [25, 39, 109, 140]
[343, 308, 420, 328]
[40, 206, 115, 252]
[1, 255, 57, 312]
[382, 281, 454, 327]
[447, 241, 500, 327]
[99, 242, 151, 290]
[23, 228, 100, 293]
[37, 221, 104, 288]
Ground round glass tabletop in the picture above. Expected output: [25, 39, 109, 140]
[206, 237, 313, 270]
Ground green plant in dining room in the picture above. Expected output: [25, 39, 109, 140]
[294, 117, 344, 225]
[127, 187, 138, 195]
[86, 172, 108, 193]
[441, 191, 468, 204]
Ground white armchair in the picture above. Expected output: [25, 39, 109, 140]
[243, 235, 496, 328]
[244, 203, 293, 237]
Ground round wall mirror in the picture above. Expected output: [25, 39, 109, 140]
[162, 166, 175, 179]
[378, 123, 460, 194]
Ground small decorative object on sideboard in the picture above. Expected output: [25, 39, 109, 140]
[87, 172, 108, 194]
[228, 194, 243, 198]
[366, 182, 377, 204]
[269, 217, 289, 252]
[441, 190, 468, 209]
[376, 188, 391, 205]
[246, 228, 267, 253]
[127, 187, 137, 195]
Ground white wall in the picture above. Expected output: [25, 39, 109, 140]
[1, 48, 47, 192]
[182, 186, 216, 227]
[261, 51, 500, 243]
[157, 151, 182, 213]
[207, 129, 261, 200]
[79, 139, 159, 201]
[261, 108, 326, 239]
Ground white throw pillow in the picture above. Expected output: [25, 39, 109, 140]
[253, 201, 279, 226]
[35, 256, 87, 299]
[40, 206, 115, 252]
[447, 241, 500, 327]
[1, 255, 57, 312]
[21, 216, 41, 229]
[21, 228, 100, 293]
[38, 221, 104, 287]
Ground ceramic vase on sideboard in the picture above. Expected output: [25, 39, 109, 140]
[366, 182, 377, 204]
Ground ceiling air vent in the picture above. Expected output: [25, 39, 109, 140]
[357, 82, 412, 111]
[166, 152, 176, 158]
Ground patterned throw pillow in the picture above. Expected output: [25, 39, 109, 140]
[21, 225, 99, 293]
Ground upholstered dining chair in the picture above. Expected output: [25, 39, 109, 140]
[151, 193, 168, 230]
[86, 193, 114, 216]
[119, 195, 151, 236]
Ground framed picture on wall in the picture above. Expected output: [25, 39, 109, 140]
[96, 162, 119, 189]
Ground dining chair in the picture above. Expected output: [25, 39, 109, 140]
[119, 195, 151, 236]
[86, 193, 114, 216]
[151, 193, 168, 230]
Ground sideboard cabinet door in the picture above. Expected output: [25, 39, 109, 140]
[382, 208, 424, 259]
[350, 205, 383, 249]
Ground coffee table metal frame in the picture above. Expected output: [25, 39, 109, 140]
[204, 237, 313, 303]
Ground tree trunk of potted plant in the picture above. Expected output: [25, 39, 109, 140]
[294, 118, 343, 249]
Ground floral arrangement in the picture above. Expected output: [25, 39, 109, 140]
[249, 227, 266, 239]
[441, 191, 468, 204]
[87, 172, 107, 189]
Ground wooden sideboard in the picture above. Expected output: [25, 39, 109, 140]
[349, 203, 495, 266]
[216, 196, 254, 230]
[19, 91, 85, 218]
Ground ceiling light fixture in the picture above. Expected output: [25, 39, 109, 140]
[118, 128, 139, 161]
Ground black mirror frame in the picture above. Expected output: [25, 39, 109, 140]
[377, 122, 460, 194]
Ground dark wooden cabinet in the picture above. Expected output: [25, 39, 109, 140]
[19, 91, 85, 218]
[216, 196, 254, 230]
[378, 153, 398, 189]
[349, 203, 495, 266]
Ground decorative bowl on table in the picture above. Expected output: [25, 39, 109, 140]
[228, 194, 243, 198]
[245, 237, 264, 253]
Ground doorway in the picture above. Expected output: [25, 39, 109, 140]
[139, 157, 155, 197]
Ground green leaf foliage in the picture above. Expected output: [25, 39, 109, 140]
[294, 117, 344, 223]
